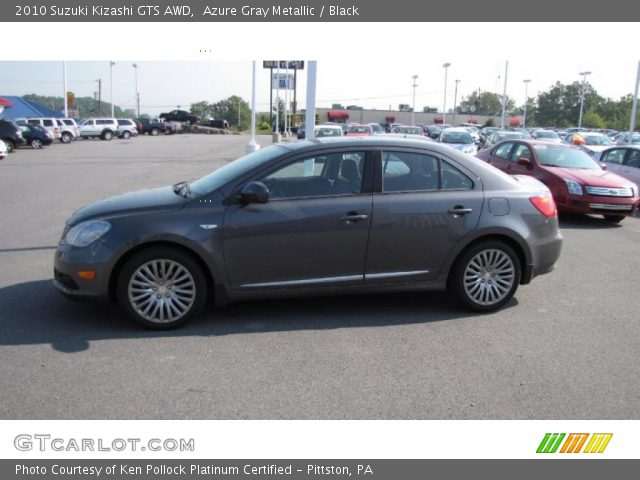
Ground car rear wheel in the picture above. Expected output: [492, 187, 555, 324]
[4, 140, 14, 153]
[122, 131, 131, 139]
[102, 130, 114, 141]
[603, 215, 625, 223]
[150, 128, 159, 136]
[61, 132, 72, 143]
[30, 139, 43, 149]
[449, 241, 520, 312]
[117, 247, 207, 329]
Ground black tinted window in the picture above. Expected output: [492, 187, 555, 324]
[441, 161, 473, 190]
[382, 152, 439, 192]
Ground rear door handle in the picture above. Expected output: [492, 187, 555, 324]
[448, 207, 473, 215]
[340, 213, 368, 223]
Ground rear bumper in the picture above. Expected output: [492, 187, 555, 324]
[522, 224, 563, 285]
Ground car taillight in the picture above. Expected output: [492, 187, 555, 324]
[529, 194, 557, 217]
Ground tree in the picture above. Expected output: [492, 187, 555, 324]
[535, 81, 603, 127]
[582, 109, 606, 129]
[458, 91, 515, 116]
[211, 95, 251, 130]
[190, 101, 213, 118]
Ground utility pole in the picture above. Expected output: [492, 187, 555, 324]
[62, 61, 68, 118]
[500, 61, 509, 129]
[109, 61, 115, 117]
[628, 61, 640, 144]
[523, 79, 531, 128]
[97, 79, 102, 117]
[411, 75, 418, 126]
[578, 70, 591, 130]
[453, 79, 460, 126]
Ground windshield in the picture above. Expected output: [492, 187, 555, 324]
[315, 127, 342, 137]
[370, 124, 384, 132]
[399, 127, 423, 135]
[442, 131, 473, 144]
[536, 131, 559, 139]
[498, 132, 527, 140]
[189, 145, 285, 196]
[582, 134, 612, 146]
[534, 145, 600, 169]
[348, 126, 371, 133]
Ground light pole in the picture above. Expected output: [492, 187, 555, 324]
[500, 61, 509, 129]
[246, 60, 260, 153]
[62, 61, 68, 118]
[411, 75, 418, 125]
[132, 63, 139, 117]
[522, 79, 531, 128]
[628, 61, 640, 145]
[442, 63, 450, 125]
[578, 70, 591, 130]
[109, 61, 115, 117]
[453, 79, 460, 126]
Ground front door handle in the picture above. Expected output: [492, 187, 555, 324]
[340, 213, 368, 223]
[448, 206, 473, 216]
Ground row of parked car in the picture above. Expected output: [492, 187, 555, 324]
[0, 116, 184, 156]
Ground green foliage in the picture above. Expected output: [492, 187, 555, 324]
[22, 93, 126, 118]
[458, 91, 516, 116]
[483, 118, 495, 127]
[582, 109, 606, 129]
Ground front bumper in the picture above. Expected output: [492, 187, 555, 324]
[557, 195, 639, 216]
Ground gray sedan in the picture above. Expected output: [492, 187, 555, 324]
[54, 137, 562, 328]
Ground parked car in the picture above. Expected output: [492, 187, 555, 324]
[368, 123, 385, 134]
[571, 132, 614, 156]
[0, 119, 27, 152]
[531, 129, 562, 143]
[207, 119, 230, 129]
[613, 132, 640, 145]
[18, 124, 54, 149]
[138, 118, 170, 136]
[345, 124, 373, 136]
[80, 118, 119, 140]
[425, 125, 443, 139]
[476, 139, 639, 222]
[22, 118, 62, 141]
[593, 146, 640, 187]
[483, 130, 530, 149]
[478, 126, 501, 147]
[395, 126, 425, 136]
[0, 139, 7, 160]
[438, 127, 477, 154]
[314, 125, 344, 137]
[53, 137, 563, 329]
[56, 118, 78, 143]
[160, 109, 198, 124]
[116, 119, 140, 139]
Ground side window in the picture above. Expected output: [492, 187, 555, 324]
[511, 144, 532, 162]
[259, 152, 365, 200]
[441, 161, 473, 190]
[602, 149, 626, 165]
[493, 142, 514, 159]
[43, 120, 53, 127]
[27, 119, 39, 125]
[626, 150, 640, 169]
[382, 151, 439, 192]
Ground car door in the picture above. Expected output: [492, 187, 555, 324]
[620, 149, 640, 186]
[222, 149, 374, 289]
[486, 142, 515, 171]
[364, 149, 483, 284]
[599, 148, 627, 177]
[508, 142, 535, 176]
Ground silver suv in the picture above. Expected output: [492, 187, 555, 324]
[79, 118, 118, 140]
[57, 118, 80, 143]
[116, 119, 139, 139]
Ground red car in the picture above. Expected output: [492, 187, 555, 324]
[344, 124, 372, 136]
[476, 140, 640, 223]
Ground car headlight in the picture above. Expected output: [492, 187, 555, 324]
[63, 220, 111, 247]
[464, 146, 476, 154]
[563, 179, 584, 196]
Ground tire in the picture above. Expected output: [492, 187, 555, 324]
[60, 132, 72, 143]
[449, 240, 521, 312]
[122, 131, 131, 139]
[4, 140, 14, 153]
[116, 247, 207, 329]
[164, 128, 172, 135]
[101, 130, 114, 141]
[150, 128, 159, 136]
[31, 139, 43, 149]
[603, 215, 625, 223]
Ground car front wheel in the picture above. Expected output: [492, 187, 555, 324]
[150, 128, 159, 136]
[102, 130, 114, 141]
[31, 139, 43, 149]
[122, 131, 131, 139]
[61, 132, 72, 143]
[449, 241, 520, 312]
[4, 140, 14, 153]
[117, 247, 207, 329]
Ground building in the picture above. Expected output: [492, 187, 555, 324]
[0, 96, 63, 120]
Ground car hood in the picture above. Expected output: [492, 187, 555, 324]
[542, 166, 635, 188]
[582, 145, 611, 153]
[68, 186, 187, 226]
[445, 143, 476, 151]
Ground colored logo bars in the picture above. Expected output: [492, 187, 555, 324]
[536, 433, 613, 454]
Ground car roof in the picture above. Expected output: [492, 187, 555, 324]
[281, 136, 459, 154]
[443, 127, 471, 133]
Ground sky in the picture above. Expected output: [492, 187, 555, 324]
[0, 23, 639, 117]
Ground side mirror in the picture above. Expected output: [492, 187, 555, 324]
[238, 181, 269, 204]
[517, 157, 533, 169]
[600, 163, 607, 170]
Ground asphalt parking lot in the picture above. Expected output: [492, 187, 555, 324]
[0, 134, 638, 420]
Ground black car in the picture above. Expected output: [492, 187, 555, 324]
[138, 118, 169, 136]
[0, 119, 27, 153]
[207, 119, 230, 129]
[53, 137, 562, 329]
[160, 109, 198, 124]
[19, 124, 54, 149]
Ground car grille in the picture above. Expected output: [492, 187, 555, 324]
[585, 186, 633, 197]
[54, 269, 79, 290]
[589, 203, 633, 211]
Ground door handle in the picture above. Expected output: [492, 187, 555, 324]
[448, 206, 473, 215]
[340, 213, 368, 223]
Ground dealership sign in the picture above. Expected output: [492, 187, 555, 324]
[263, 61, 304, 69]
[272, 73, 294, 90]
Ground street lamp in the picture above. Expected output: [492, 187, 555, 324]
[132, 63, 140, 117]
[522, 79, 531, 128]
[442, 63, 451, 125]
[578, 71, 591, 130]
[411, 75, 418, 125]
[109, 61, 115, 117]
[453, 79, 460, 126]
